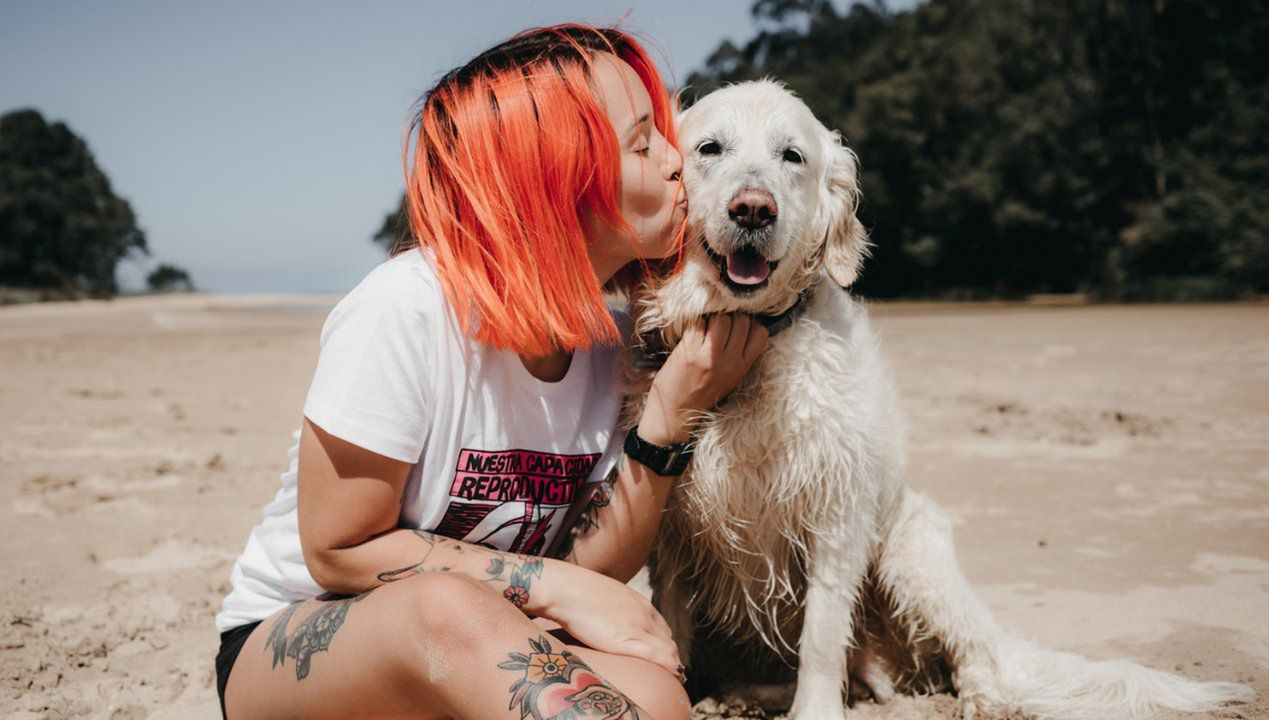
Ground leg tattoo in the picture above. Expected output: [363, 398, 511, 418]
[263, 594, 368, 680]
[499, 635, 643, 720]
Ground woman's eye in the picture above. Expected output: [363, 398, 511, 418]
[783, 148, 804, 164]
[636, 146, 651, 156]
[697, 141, 722, 156]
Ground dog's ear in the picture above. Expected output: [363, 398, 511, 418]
[817, 129, 870, 288]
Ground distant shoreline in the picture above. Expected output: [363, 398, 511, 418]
[3, 291, 1264, 323]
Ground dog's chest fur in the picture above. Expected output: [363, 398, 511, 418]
[631, 281, 903, 655]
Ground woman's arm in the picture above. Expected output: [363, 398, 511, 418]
[296, 417, 684, 676]
[298, 419, 563, 609]
[550, 456, 664, 582]
[551, 314, 769, 580]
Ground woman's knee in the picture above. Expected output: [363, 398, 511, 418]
[382, 572, 512, 654]
[629, 675, 690, 720]
[636, 672, 691, 720]
[570, 646, 691, 720]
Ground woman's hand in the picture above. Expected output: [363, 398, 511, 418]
[640, 313, 768, 445]
[540, 563, 684, 680]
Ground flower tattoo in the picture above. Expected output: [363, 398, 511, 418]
[504, 585, 530, 608]
[527, 651, 568, 682]
[499, 636, 642, 720]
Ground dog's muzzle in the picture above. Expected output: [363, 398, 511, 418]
[705, 187, 780, 293]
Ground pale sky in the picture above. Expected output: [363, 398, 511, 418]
[0, 1, 908, 292]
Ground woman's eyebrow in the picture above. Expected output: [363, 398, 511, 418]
[625, 113, 651, 139]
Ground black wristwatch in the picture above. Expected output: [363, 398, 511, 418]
[623, 426, 694, 476]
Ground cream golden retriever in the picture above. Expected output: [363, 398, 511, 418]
[622, 80, 1252, 720]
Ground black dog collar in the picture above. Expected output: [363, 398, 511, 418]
[631, 290, 812, 371]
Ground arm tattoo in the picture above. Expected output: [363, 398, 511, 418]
[378, 529, 545, 609]
[376, 530, 444, 583]
[484, 552, 544, 608]
[263, 593, 368, 681]
[552, 464, 618, 561]
[499, 635, 644, 719]
[575, 471, 616, 535]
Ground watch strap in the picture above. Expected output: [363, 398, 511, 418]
[622, 426, 694, 476]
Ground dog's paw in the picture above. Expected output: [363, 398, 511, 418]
[956, 695, 982, 720]
[786, 709, 848, 720]
[956, 696, 1014, 720]
[953, 663, 1012, 720]
[956, 695, 1013, 720]
[787, 696, 847, 720]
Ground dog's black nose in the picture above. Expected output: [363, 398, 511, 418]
[728, 188, 778, 229]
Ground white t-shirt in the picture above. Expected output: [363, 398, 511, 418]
[216, 249, 627, 633]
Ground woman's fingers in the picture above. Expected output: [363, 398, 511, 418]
[635, 608, 680, 664]
[623, 637, 682, 679]
[703, 313, 764, 364]
[742, 318, 769, 365]
[680, 316, 706, 351]
[646, 617, 676, 655]
[650, 608, 675, 642]
[724, 313, 754, 357]
[644, 312, 772, 441]
[707, 313, 764, 386]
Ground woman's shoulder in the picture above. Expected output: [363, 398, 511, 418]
[331, 248, 445, 321]
[359, 248, 442, 297]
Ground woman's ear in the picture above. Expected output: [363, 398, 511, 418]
[818, 129, 870, 288]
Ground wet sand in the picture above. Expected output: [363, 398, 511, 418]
[1, 296, 1265, 718]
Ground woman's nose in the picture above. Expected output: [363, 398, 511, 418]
[666, 144, 683, 182]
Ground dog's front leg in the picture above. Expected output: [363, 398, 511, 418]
[789, 525, 871, 720]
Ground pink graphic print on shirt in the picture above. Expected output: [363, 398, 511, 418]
[433, 448, 599, 554]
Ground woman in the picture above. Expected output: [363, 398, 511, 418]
[213, 24, 767, 720]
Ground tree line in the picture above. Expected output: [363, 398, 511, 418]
[683, 0, 1268, 299]
[0, 109, 192, 301]
[376, 0, 1267, 300]
[12, 1, 1256, 302]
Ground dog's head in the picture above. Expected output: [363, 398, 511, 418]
[668, 80, 868, 313]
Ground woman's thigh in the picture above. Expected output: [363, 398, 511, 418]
[224, 575, 451, 720]
[223, 573, 689, 720]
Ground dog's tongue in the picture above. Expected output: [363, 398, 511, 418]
[727, 250, 770, 285]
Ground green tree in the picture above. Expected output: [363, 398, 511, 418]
[146, 263, 195, 293]
[373, 194, 411, 254]
[686, 0, 1269, 298]
[0, 109, 148, 296]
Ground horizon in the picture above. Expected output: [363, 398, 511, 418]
[1, 1, 916, 294]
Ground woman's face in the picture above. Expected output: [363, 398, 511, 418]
[585, 54, 685, 274]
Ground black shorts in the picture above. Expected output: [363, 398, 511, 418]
[215, 620, 262, 720]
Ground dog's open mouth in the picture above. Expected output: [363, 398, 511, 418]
[704, 244, 777, 294]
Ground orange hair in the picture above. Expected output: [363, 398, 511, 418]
[403, 24, 679, 356]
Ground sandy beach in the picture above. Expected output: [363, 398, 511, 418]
[1, 295, 1265, 719]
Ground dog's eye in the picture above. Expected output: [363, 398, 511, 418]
[782, 148, 804, 164]
[697, 141, 722, 156]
